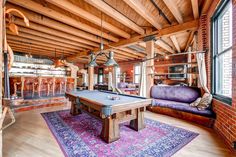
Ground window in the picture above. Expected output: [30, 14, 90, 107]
[134, 64, 141, 84]
[116, 67, 121, 83]
[98, 68, 103, 84]
[212, 0, 232, 103]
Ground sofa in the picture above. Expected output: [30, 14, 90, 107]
[148, 85, 215, 127]
[118, 82, 139, 95]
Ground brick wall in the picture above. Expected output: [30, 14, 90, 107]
[199, 0, 236, 151]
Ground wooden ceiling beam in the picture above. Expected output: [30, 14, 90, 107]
[185, 31, 195, 51]
[155, 39, 175, 53]
[7, 35, 86, 55]
[118, 47, 145, 57]
[15, 27, 94, 50]
[67, 20, 199, 60]
[162, 0, 184, 24]
[170, 35, 181, 53]
[84, 0, 145, 35]
[10, 44, 74, 56]
[138, 42, 165, 55]
[8, 40, 75, 55]
[6, 4, 109, 44]
[8, 0, 119, 42]
[12, 18, 99, 47]
[191, 0, 199, 19]
[201, 0, 212, 15]
[11, 47, 60, 57]
[12, 47, 89, 63]
[7, 30, 85, 51]
[45, 0, 130, 39]
[112, 49, 140, 59]
[123, 0, 162, 29]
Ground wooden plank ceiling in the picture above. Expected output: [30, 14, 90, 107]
[6, 0, 210, 64]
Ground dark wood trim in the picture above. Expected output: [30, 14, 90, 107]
[147, 106, 215, 128]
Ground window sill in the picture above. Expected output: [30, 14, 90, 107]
[213, 94, 232, 106]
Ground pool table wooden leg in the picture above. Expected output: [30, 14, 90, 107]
[100, 116, 120, 143]
[70, 102, 81, 116]
[130, 107, 145, 131]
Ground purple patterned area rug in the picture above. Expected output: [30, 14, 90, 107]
[41, 110, 198, 157]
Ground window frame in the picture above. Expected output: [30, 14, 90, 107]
[116, 67, 121, 83]
[211, 0, 232, 105]
[134, 64, 141, 84]
[98, 68, 104, 84]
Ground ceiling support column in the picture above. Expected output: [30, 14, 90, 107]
[88, 67, 94, 91]
[146, 37, 155, 98]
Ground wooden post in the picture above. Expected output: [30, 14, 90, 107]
[21, 77, 25, 98]
[145, 31, 155, 98]
[0, 0, 4, 156]
[88, 66, 94, 90]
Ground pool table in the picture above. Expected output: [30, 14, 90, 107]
[65, 90, 152, 143]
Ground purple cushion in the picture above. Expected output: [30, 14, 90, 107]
[118, 82, 128, 88]
[120, 88, 137, 91]
[152, 99, 214, 118]
[151, 86, 200, 103]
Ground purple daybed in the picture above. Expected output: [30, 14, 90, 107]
[148, 85, 215, 127]
[118, 82, 138, 94]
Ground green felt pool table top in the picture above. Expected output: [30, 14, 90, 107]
[66, 90, 152, 106]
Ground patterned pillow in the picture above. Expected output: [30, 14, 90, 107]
[190, 97, 202, 107]
[197, 93, 212, 110]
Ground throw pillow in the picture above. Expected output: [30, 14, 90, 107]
[197, 93, 213, 110]
[190, 97, 202, 107]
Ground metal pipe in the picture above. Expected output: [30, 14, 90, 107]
[150, 0, 171, 25]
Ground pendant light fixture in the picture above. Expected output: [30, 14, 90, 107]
[88, 13, 118, 67]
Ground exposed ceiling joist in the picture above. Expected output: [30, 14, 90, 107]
[201, 0, 212, 15]
[112, 49, 140, 59]
[7, 30, 85, 51]
[11, 47, 63, 57]
[8, 0, 119, 42]
[185, 31, 195, 51]
[10, 44, 72, 56]
[162, 0, 184, 24]
[16, 27, 94, 50]
[84, 0, 145, 35]
[123, 0, 162, 29]
[138, 42, 165, 55]
[170, 35, 181, 53]
[119, 47, 146, 57]
[7, 35, 86, 55]
[45, 0, 130, 39]
[12, 18, 99, 47]
[191, 0, 199, 19]
[8, 40, 75, 55]
[155, 39, 175, 54]
[6, 3, 109, 44]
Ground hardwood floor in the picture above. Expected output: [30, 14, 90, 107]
[3, 104, 233, 157]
